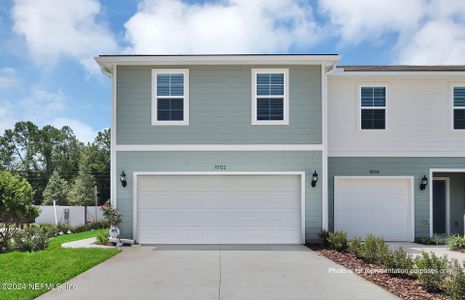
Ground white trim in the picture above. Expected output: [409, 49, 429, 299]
[115, 144, 323, 152]
[429, 168, 465, 237]
[334, 176, 415, 242]
[132, 171, 306, 244]
[111, 64, 117, 208]
[331, 71, 465, 78]
[432, 177, 451, 235]
[328, 151, 465, 157]
[151, 69, 189, 126]
[321, 65, 328, 230]
[96, 55, 340, 73]
[451, 84, 465, 131]
[251, 68, 289, 125]
[358, 84, 387, 131]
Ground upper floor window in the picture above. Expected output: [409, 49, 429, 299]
[453, 86, 465, 130]
[252, 69, 289, 125]
[360, 86, 386, 130]
[152, 69, 189, 126]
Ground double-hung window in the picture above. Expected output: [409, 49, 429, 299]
[360, 86, 386, 130]
[252, 69, 289, 125]
[453, 86, 465, 130]
[152, 69, 189, 126]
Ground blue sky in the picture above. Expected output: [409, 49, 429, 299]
[0, 0, 464, 142]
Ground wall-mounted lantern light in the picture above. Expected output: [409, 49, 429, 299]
[420, 175, 428, 191]
[120, 171, 127, 188]
[311, 170, 318, 188]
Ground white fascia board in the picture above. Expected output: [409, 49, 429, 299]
[328, 151, 465, 157]
[95, 55, 341, 75]
[330, 71, 465, 78]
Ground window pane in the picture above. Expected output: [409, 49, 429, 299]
[157, 98, 184, 121]
[454, 109, 465, 129]
[361, 109, 385, 129]
[157, 73, 184, 96]
[454, 87, 465, 107]
[257, 98, 283, 121]
[256, 73, 284, 96]
[361, 87, 385, 107]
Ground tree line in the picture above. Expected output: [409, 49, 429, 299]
[0, 121, 110, 206]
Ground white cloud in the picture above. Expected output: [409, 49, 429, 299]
[19, 89, 67, 122]
[12, 0, 118, 73]
[50, 118, 99, 143]
[0, 68, 20, 90]
[124, 0, 320, 54]
[319, 0, 465, 64]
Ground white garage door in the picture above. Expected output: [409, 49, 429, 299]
[334, 177, 413, 242]
[136, 174, 303, 244]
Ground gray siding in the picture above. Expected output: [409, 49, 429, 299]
[328, 157, 465, 238]
[116, 65, 321, 144]
[116, 151, 322, 242]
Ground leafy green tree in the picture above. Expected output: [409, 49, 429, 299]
[43, 170, 69, 205]
[0, 170, 39, 252]
[67, 153, 95, 206]
[87, 129, 110, 204]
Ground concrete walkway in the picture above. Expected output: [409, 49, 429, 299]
[61, 237, 114, 249]
[38, 244, 398, 300]
[389, 242, 465, 262]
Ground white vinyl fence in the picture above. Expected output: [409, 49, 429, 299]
[35, 206, 104, 227]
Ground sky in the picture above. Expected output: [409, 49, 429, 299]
[1, 0, 465, 143]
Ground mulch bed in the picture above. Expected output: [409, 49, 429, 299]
[307, 244, 450, 300]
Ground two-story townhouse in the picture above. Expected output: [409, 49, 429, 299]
[328, 66, 465, 242]
[96, 56, 465, 244]
[96, 54, 340, 244]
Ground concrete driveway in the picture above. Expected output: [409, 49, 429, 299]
[38, 245, 398, 300]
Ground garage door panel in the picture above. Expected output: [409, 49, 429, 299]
[137, 174, 302, 244]
[334, 177, 413, 242]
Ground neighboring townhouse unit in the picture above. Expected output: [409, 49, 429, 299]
[96, 54, 340, 244]
[328, 66, 465, 242]
[95, 56, 465, 244]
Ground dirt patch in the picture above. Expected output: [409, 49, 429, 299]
[307, 244, 450, 300]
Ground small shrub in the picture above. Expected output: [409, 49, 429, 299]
[414, 251, 449, 292]
[327, 231, 349, 252]
[38, 224, 60, 238]
[15, 226, 49, 252]
[57, 223, 72, 234]
[432, 233, 449, 245]
[319, 229, 330, 247]
[102, 206, 123, 227]
[95, 232, 110, 245]
[72, 220, 109, 233]
[448, 235, 465, 251]
[349, 237, 363, 258]
[360, 234, 389, 264]
[382, 247, 414, 278]
[447, 259, 465, 300]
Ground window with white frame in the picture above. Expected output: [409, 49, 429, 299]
[453, 86, 465, 130]
[360, 86, 386, 130]
[252, 69, 289, 125]
[152, 69, 189, 125]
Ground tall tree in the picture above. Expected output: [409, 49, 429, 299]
[87, 129, 110, 204]
[67, 153, 95, 206]
[43, 170, 69, 205]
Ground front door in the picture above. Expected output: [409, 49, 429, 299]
[433, 179, 447, 234]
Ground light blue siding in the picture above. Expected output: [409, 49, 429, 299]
[328, 157, 465, 238]
[116, 151, 322, 242]
[116, 65, 322, 144]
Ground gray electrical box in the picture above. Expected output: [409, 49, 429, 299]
[64, 208, 70, 224]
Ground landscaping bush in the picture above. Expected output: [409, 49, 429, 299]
[382, 247, 414, 278]
[102, 206, 123, 227]
[57, 223, 72, 234]
[432, 233, 449, 245]
[414, 251, 449, 292]
[447, 259, 465, 300]
[14, 225, 49, 252]
[327, 231, 349, 252]
[72, 220, 109, 233]
[95, 232, 109, 245]
[319, 229, 330, 247]
[37, 224, 60, 238]
[360, 234, 389, 264]
[349, 237, 363, 258]
[448, 235, 465, 251]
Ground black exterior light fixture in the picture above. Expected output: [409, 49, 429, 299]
[311, 170, 318, 188]
[420, 175, 428, 191]
[120, 171, 127, 188]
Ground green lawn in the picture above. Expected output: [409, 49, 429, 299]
[0, 229, 120, 300]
